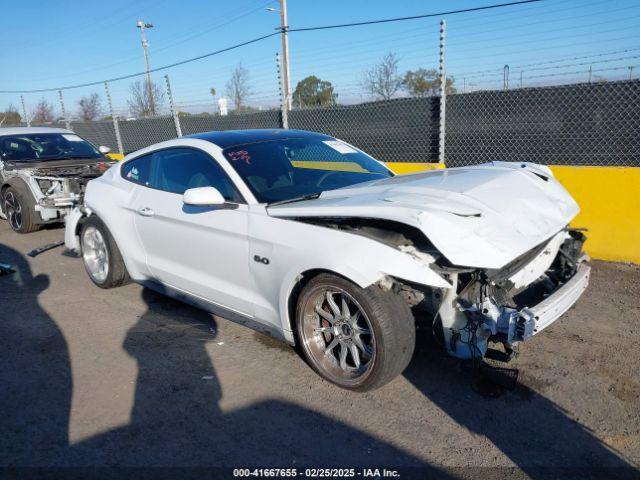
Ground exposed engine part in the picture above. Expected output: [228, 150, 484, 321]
[1, 160, 111, 225]
[434, 229, 589, 360]
[292, 217, 440, 256]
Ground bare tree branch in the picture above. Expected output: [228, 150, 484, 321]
[127, 80, 165, 118]
[226, 62, 251, 111]
[31, 99, 55, 124]
[361, 52, 402, 101]
[77, 92, 103, 121]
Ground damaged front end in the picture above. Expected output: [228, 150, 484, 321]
[432, 229, 590, 360]
[1, 161, 109, 223]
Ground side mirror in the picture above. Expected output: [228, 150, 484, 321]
[99, 145, 111, 154]
[183, 186, 226, 206]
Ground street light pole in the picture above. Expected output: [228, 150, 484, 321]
[136, 20, 155, 116]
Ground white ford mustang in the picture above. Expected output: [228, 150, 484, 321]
[65, 129, 590, 390]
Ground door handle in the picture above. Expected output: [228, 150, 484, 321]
[137, 207, 155, 217]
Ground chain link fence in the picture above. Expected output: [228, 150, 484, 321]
[288, 97, 439, 163]
[445, 80, 640, 167]
[9, 78, 638, 167]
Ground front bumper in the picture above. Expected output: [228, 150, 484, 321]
[513, 262, 591, 341]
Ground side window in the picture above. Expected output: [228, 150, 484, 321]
[122, 153, 152, 186]
[149, 148, 242, 202]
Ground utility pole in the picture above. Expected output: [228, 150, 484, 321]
[629, 66, 634, 80]
[280, 0, 291, 110]
[136, 20, 155, 116]
[268, 1, 291, 110]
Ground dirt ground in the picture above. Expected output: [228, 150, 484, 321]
[1, 221, 639, 477]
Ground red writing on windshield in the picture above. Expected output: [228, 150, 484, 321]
[227, 150, 251, 165]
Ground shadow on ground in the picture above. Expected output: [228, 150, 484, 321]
[0, 245, 445, 476]
[0, 242, 638, 478]
[404, 331, 639, 477]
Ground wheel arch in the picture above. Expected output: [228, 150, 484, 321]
[1, 177, 41, 227]
[284, 268, 360, 343]
[279, 263, 383, 345]
[2, 176, 32, 198]
[79, 211, 135, 279]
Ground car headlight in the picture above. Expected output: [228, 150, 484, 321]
[37, 179, 63, 195]
[37, 179, 52, 193]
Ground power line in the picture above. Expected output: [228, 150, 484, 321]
[287, 0, 543, 32]
[459, 53, 640, 79]
[454, 47, 640, 77]
[0, 0, 544, 94]
[0, 32, 280, 94]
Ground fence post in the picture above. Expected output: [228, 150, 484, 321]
[58, 90, 71, 130]
[438, 18, 447, 165]
[165, 74, 182, 137]
[104, 81, 124, 155]
[277, 52, 289, 129]
[503, 65, 509, 90]
[21, 95, 30, 127]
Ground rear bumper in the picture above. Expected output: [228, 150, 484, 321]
[514, 262, 591, 341]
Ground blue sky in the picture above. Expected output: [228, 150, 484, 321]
[1, 0, 638, 118]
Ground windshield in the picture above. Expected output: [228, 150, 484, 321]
[222, 137, 392, 203]
[0, 133, 102, 162]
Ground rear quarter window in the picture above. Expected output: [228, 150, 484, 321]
[121, 153, 152, 186]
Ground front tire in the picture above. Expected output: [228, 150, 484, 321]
[296, 273, 415, 391]
[2, 186, 39, 234]
[80, 216, 129, 289]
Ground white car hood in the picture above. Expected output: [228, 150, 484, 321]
[267, 164, 579, 269]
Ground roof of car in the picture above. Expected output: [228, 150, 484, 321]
[188, 129, 333, 149]
[0, 126, 73, 136]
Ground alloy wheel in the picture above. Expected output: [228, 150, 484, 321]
[4, 192, 22, 231]
[300, 287, 375, 384]
[82, 226, 110, 283]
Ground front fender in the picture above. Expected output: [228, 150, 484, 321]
[272, 224, 452, 339]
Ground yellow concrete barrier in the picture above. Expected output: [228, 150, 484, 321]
[385, 162, 639, 264]
[550, 166, 639, 264]
[386, 162, 445, 174]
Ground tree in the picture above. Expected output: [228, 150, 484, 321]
[402, 68, 456, 97]
[210, 87, 217, 98]
[292, 76, 337, 107]
[77, 92, 103, 121]
[127, 80, 165, 118]
[31, 98, 55, 123]
[226, 62, 251, 111]
[0, 105, 21, 126]
[361, 52, 402, 101]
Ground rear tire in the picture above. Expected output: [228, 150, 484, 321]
[80, 216, 130, 289]
[296, 273, 415, 391]
[2, 186, 39, 234]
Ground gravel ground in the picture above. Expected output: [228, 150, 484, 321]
[0, 221, 639, 477]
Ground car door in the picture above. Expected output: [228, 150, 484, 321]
[132, 146, 253, 317]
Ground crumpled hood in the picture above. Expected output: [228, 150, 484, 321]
[267, 163, 579, 269]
